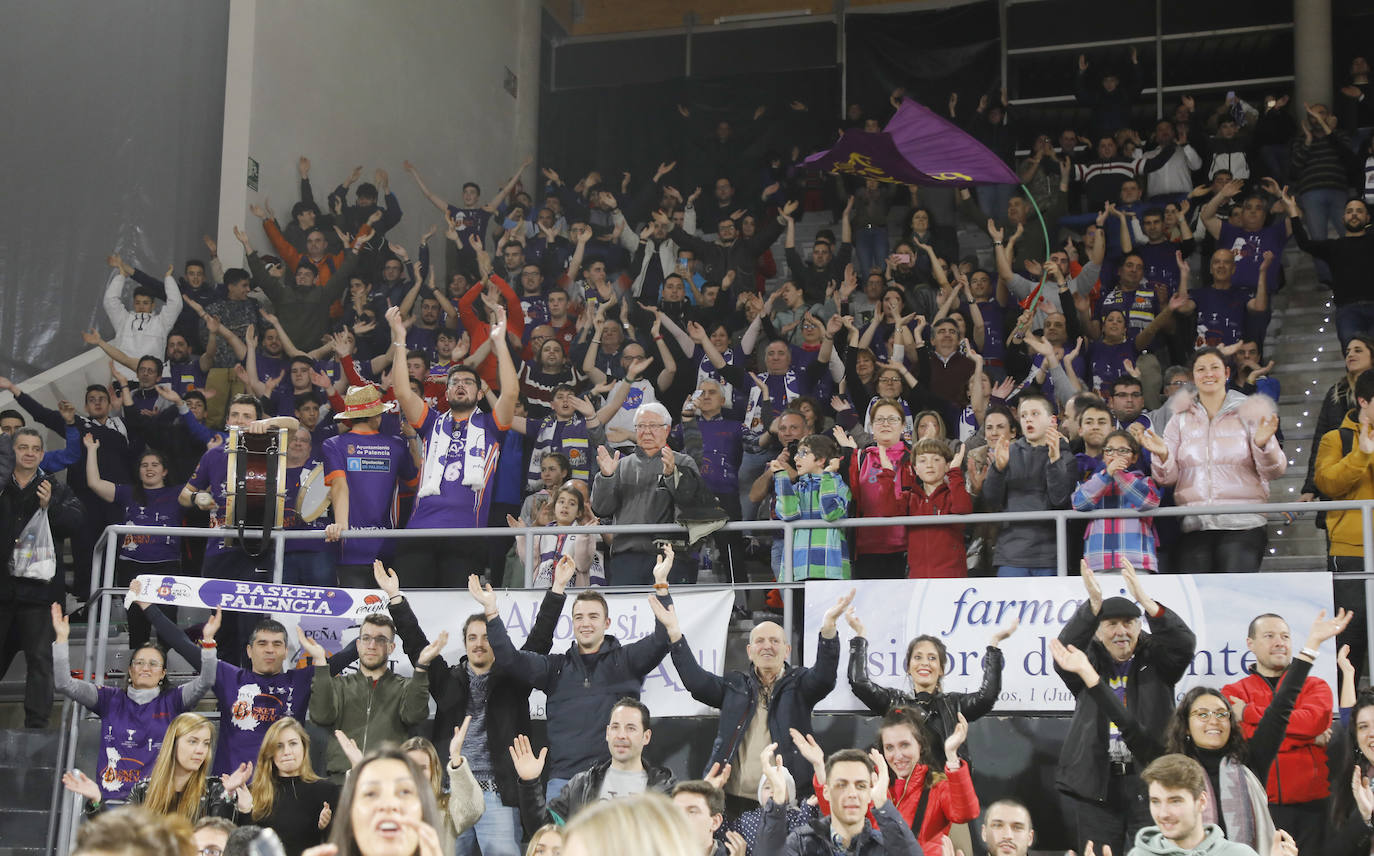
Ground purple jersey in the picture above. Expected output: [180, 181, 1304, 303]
[93, 687, 192, 799]
[407, 326, 439, 361]
[1097, 285, 1163, 334]
[1192, 285, 1250, 345]
[254, 350, 289, 385]
[408, 405, 505, 530]
[185, 445, 236, 557]
[212, 662, 313, 774]
[322, 429, 417, 564]
[1218, 221, 1288, 295]
[1136, 241, 1182, 294]
[976, 299, 1008, 362]
[113, 485, 183, 563]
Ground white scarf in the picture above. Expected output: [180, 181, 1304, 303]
[417, 408, 489, 498]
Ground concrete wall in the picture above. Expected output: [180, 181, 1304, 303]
[216, 0, 540, 268]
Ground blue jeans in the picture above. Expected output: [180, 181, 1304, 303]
[455, 790, 521, 856]
[282, 550, 336, 587]
[976, 183, 1014, 222]
[739, 448, 774, 523]
[1301, 187, 1349, 282]
[1337, 302, 1374, 348]
[855, 226, 889, 277]
[546, 777, 571, 804]
[997, 566, 1057, 577]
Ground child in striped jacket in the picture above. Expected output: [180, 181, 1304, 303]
[1072, 429, 1160, 571]
[773, 433, 852, 580]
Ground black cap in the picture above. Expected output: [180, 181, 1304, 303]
[1098, 596, 1141, 621]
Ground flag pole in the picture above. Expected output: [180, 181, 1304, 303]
[1011, 182, 1053, 335]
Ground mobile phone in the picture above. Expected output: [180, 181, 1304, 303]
[894, 253, 912, 264]
[1226, 90, 1236, 101]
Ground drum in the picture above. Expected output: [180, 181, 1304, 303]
[296, 463, 331, 522]
[225, 427, 288, 532]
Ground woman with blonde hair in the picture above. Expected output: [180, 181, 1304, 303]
[250, 717, 339, 855]
[524, 824, 562, 856]
[560, 792, 699, 856]
[66, 712, 252, 821]
[71, 806, 195, 856]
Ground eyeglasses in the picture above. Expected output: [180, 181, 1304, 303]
[130, 659, 164, 669]
[448, 377, 478, 388]
[1102, 447, 1134, 456]
[794, 448, 815, 458]
[872, 416, 903, 426]
[1190, 709, 1230, 721]
[358, 634, 393, 647]
[635, 423, 668, 432]
[200, 848, 224, 856]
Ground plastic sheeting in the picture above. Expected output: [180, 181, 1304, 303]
[0, 1, 228, 378]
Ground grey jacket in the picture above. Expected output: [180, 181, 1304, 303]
[591, 448, 707, 555]
[982, 436, 1077, 568]
[1127, 825, 1259, 856]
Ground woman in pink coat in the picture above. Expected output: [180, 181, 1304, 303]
[1138, 346, 1285, 572]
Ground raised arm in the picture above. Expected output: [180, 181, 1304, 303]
[402, 160, 450, 213]
[386, 306, 427, 428]
[483, 157, 533, 213]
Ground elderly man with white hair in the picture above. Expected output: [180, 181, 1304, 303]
[592, 402, 708, 584]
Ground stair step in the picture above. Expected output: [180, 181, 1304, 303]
[0, 811, 50, 848]
[0, 764, 58, 811]
[0, 728, 61, 765]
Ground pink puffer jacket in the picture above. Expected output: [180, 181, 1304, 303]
[1151, 389, 1286, 528]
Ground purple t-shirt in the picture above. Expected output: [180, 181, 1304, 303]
[165, 359, 207, 395]
[1192, 286, 1250, 345]
[93, 687, 191, 800]
[212, 662, 313, 774]
[283, 459, 331, 554]
[407, 405, 505, 530]
[977, 299, 1007, 362]
[1218, 221, 1288, 295]
[254, 350, 289, 385]
[1136, 241, 1182, 294]
[322, 429, 418, 564]
[113, 485, 182, 564]
[407, 326, 439, 361]
[1088, 340, 1138, 394]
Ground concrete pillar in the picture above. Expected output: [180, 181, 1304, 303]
[514, 0, 542, 187]
[216, 0, 258, 269]
[1293, 0, 1332, 110]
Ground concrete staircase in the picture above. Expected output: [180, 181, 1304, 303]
[1261, 248, 1341, 571]
[0, 725, 66, 856]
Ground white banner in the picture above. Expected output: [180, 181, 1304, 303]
[278, 588, 735, 719]
[802, 573, 1338, 713]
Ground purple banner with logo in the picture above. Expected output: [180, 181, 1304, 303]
[129, 573, 390, 619]
[802, 97, 1019, 186]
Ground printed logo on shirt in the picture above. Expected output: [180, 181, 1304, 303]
[346, 457, 392, 473]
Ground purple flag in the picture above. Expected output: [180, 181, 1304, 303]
[802, 97, 1019, 187]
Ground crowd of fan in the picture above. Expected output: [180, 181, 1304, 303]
[2, 47, 1374, 856]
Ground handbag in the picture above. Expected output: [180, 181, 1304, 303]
[8, 508, 57, 581]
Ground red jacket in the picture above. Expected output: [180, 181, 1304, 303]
[876, 466, 972, 578]
[846, 444, 913, 557]
[458, 274, 526, 390]
[814, 762, 979, 856]
[1221, 670, 1333, 804]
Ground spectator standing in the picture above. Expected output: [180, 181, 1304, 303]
[661, 589, 850, 813]
[1139, 347, 1285, 572]
[1055, 564, 1197, 856]
[474, 559, 674, 800]
[591, 403, 708, 585]
[0, 427, 84, 727]
[982, 394, 1076, 576]
[1290, 103, 1356, 244]
[1073, 429, 1161, 571]
[1222, 614, 1341, 856]
[103, 262, 182, 381]
[386, 305, 518, 586]
[772, 433, 852, 581]
[876, 439, 972, 578]
[836, 404, 915, 580]
[1286, 190, 1374, 347]
[301, 608, 431, 780]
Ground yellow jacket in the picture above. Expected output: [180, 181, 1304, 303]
[1313, 411, 1374, 556]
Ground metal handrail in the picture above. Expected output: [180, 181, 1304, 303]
[48, 498, 1371, 853]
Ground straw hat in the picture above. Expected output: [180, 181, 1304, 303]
[334, 385, 395, 421]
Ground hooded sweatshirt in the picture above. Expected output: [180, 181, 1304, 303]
[1127, 823, 1259, 856]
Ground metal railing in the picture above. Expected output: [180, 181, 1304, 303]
[48, 498, 1374, 855]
